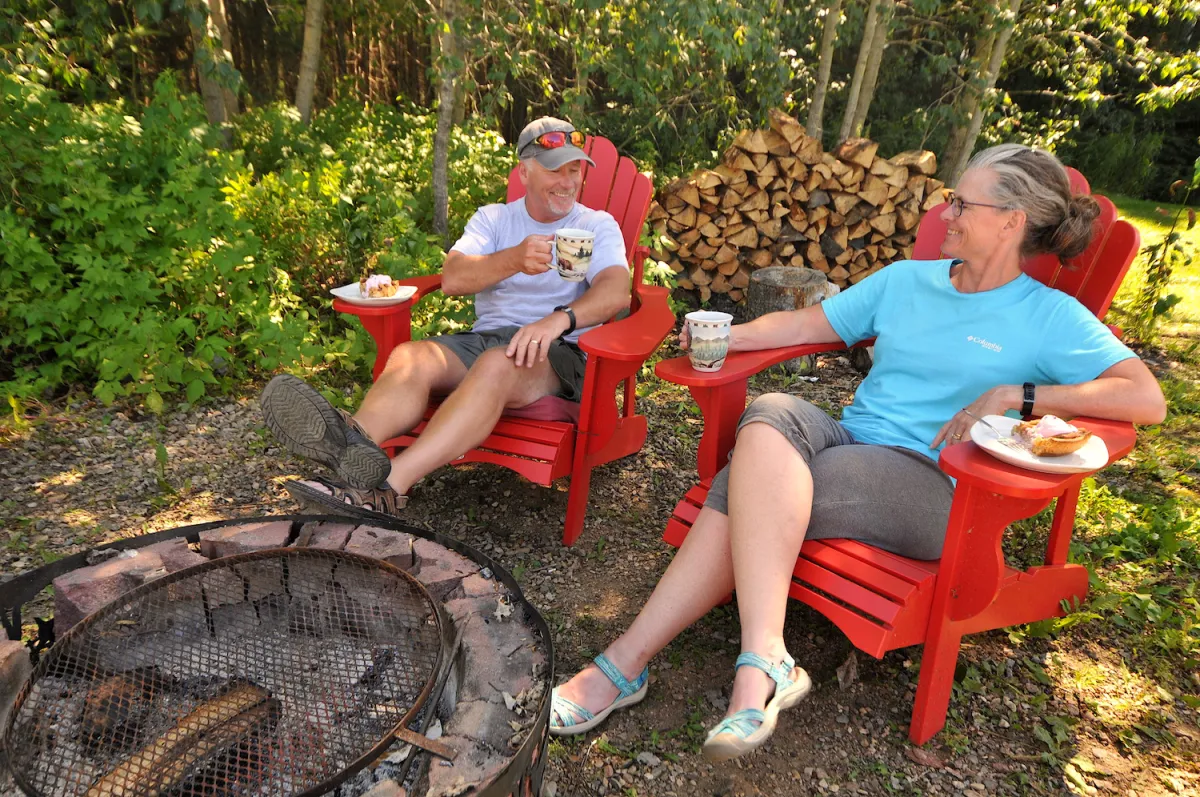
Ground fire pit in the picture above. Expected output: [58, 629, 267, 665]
[0, 517, 553, 797]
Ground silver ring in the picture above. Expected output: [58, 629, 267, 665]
[530, 339, 540, 345]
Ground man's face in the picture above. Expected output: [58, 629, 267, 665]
[520, 158, 583, 221]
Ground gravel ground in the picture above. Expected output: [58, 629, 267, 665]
[2, 354, 1196, 796]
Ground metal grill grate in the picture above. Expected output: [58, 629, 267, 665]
[2, 548, 445, 797]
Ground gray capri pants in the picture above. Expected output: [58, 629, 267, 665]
[703, 394, 954, 560]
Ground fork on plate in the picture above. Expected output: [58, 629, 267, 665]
[960, 408, 1027, 452]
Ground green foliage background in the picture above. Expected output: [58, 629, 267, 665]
[0, 73, 514, 409]
[1, 0, 1197, 410]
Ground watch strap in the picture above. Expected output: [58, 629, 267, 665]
[1021, 382, 1036, 418]
[554, 305, 577, 337]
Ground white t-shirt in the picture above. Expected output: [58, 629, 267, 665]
[449, 199, 628, 343]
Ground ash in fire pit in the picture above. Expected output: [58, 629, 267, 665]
[0, 518, 553, 797]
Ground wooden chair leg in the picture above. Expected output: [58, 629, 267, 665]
[563, 463, 592, 547]
[908, 621, 964, 744]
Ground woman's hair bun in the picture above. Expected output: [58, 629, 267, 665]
[1048, 194, 1101, 260]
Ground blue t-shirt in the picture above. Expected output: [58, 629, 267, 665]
[820, 259, 1136, 462]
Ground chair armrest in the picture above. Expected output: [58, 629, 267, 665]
[577, 285, 675, 362]
[655, 342, 848, 387]
[930, 416, 1137, 622]
[395, 274, 444, 301]
[938, 416, 1138, 500]
[332, 274, 444, 382]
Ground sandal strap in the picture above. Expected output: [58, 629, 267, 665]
[735, 651, 797, 691]
[706, 709, 766, 740]
[337, 409, 375, 443]
[305, 476, 408, 513]
[592, 654, 648, 699]
[549, 690, 594, 728]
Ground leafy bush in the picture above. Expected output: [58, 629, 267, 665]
[229, 100, 517, 341]
[0, 76, 523, 410]
[0, 73, 321, 409]
[1064, 125, 1165, 199]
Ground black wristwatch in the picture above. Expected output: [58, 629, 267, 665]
[1021, 382, 1036, 418]
[554, 305, 577, 338]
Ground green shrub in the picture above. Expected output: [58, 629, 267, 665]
[0, 72, 322, 409]
[1064, 126, 1165, 198]
[228, 100, 517, 343]
[0, 79, 523, 410]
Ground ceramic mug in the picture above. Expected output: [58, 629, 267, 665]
[554, 228, 594, 282]
[685, 311, 733, 372]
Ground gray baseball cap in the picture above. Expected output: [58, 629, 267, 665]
[516, 117, 596, 170]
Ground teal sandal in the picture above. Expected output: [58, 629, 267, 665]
[702, 651, 811, 762]
[549, 654, 649, 737]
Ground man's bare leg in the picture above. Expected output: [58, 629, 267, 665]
[385, 348, 560, 495]
[352, 340, 469, 443]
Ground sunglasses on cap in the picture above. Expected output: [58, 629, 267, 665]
[523, 130, 586, 153]
[945, 191, 1010, 217]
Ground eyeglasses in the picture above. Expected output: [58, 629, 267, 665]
[522, 130, 586, 153]
[946, 191, 1010, 216]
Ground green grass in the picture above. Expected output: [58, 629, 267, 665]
[1108, 193, 1200, 334]
[1107, 193, 1199, 248]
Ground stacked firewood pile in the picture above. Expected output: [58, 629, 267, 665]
[649, 109, 949, 302]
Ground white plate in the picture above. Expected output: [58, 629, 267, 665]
[330, 282, 418, 306]
[968, 414, 1110, 474]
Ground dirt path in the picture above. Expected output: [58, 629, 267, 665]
[2, 354, 1196, 796]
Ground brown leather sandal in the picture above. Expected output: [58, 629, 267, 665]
[285, 476, 408, 521]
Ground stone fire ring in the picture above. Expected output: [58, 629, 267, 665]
[0, 516, 553, 797]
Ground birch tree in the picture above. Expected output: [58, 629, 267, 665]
[431, 0, 462, 242]
[837, 0, 881, 143]
[806, 0, 844, 141]
[941, 0, 1022, 184]
[186, 0, 240, 144]
[295, 0, 325, 125]
[846, 0, 893, 138]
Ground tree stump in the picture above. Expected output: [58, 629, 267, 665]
[747, 266, 840, 374]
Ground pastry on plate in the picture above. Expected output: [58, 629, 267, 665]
[1012, 415, 1092, 456]
[359, 274, 399, 298]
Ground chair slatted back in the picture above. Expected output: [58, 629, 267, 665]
[505, 136, 652, 287]
[911, 168, 1138, 320]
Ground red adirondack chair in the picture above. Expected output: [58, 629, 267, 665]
[332, 136, 674, 546]
[656, 176, 1141, 744]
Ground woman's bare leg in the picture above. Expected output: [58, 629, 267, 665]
[553, 506, 736, 713]
[725, 422, 814, 716]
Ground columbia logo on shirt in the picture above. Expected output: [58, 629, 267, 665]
[966, 335, 1003, 353]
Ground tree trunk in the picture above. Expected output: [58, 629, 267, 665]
[837, 0, 881, 144]
[747, 267, 839, 374]
[187, 0, 230, 146]
[431, 0, 461, 243]
[295, 0, 325, 124]
[941, 20, 996, 183]
[943, 0, 1022, 184]
[206, 0, 238, 119]
[848, 0, 893, 138]
[806, 0, 843, 143]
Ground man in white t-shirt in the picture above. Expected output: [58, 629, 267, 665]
[261, 117, 632, 517]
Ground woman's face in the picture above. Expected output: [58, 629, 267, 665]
[940, 167, 1017, 261]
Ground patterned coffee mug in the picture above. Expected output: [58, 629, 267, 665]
[554, 228, 594, 282]
[685, 311, 733, 372]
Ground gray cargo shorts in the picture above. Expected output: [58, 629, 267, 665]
[704, 393, 954, 560]
[433, 326, 587, 402]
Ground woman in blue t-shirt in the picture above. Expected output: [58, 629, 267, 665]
[547, 145, 1166, 758]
